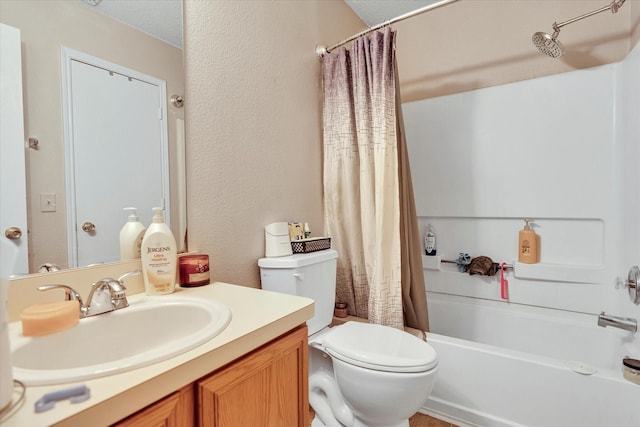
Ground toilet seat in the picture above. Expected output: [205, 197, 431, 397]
[322, 322, 438, 373]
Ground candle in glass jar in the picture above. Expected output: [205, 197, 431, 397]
[179, 254, 210, 287]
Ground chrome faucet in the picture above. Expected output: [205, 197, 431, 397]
[38, 270, 139, 318]
[597, 312, 637, 333]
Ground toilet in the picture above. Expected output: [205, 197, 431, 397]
[258, 249, 438, 427]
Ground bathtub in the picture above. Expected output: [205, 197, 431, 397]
[420, 293, 640, 427]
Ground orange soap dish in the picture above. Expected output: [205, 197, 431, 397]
[21, 300, 80, 337]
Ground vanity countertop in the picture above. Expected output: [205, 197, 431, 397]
[2, 282, 314, 427]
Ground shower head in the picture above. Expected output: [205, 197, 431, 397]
[532, 0, 626, 59]
[532, 27, 565, 58]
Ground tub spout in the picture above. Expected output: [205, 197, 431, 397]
[597, 312, 637, 333]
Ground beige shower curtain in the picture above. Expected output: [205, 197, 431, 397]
[322, 27, 429, 331]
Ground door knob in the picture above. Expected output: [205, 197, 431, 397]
[4, 226, 22, 240]
[81, 222, 96, 233]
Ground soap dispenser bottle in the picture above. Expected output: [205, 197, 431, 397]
[518, 218, 540, 264]
[425, 224, 437, 256]
[141, 207, 177, 295]
[119, 207, 146, 260]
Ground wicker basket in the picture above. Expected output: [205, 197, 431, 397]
[290, 237, 331, 254]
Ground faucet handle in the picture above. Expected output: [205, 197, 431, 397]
[84, 279, 121, 316]
[614, 267, 640, 305]
[37, 284, 84, 306]
[628, 266, 639, 305]
[99, 278, 129, 309]
[118, 269, 140, 283]
[103, 278, 127, 297]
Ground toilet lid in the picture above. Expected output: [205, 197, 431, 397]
[322, 322, 438, 373]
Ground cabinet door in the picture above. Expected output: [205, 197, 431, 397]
[113, 384, 194, 427]
[198, 325, 309, 427]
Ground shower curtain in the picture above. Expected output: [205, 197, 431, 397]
[322, 27, 429, 331]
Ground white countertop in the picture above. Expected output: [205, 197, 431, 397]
[1, 282, 314, 427]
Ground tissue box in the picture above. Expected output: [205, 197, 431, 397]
[291, 237, 331, 254]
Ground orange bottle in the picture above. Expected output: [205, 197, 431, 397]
[518, 219, 540, 264]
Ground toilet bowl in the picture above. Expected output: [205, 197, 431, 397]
[258, 250, 438, 427]
[310, 322, 437, 427]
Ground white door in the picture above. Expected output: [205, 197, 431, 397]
[63, 49, 169, 267]
[0, 23, 29, 276]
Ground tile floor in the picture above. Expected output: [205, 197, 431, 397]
[409, 412, 458, 427]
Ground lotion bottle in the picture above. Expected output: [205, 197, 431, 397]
[425, 224, 437, 256]
[518, 218, 540, 264]
[119, 207, 146, 260]
[141, 207, 177, 295]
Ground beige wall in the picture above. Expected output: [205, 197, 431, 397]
[183, 0, 364, 288]
[184, 0, 637, 290]
[0, 1, 183, 272]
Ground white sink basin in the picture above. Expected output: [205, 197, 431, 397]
[10, 294, 232, 386]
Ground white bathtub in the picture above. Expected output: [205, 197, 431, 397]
[421, 293, 640, 427]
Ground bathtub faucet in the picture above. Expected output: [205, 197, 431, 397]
[597, 312, 637, 333]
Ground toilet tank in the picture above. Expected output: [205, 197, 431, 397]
[258, 249, 338, 335]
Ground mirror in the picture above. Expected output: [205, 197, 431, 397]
[0, 0, 185, 273]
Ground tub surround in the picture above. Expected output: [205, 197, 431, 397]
[404, 41, 640, 322]
[402, 41, 640, 426]
[3, 283, 314, 426]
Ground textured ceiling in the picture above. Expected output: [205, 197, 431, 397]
[76, 0, 183, 48]
[76, 0, 436, 50]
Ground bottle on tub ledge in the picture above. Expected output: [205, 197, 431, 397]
[141, 207, 177, 295]
[518, 218, 540, 264]
[424, 224, 437, 256]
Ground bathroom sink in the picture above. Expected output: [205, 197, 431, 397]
[10, 294, 232, 386]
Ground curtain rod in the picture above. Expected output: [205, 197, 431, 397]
[317, 0, 460, 57]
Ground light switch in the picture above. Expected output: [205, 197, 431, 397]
[40, 193, 57, 212]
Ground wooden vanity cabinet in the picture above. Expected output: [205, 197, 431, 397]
[112, 384, 195, 427]
[113, 325, 308, 427]
[198, 324, 309, 426]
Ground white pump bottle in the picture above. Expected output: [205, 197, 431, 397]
[119, 207, 146, 260]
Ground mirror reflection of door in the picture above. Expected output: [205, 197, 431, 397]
[62, 48, 170, 268]
[0, 23, 29, 276]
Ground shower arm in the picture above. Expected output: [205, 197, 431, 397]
[552, 0, 626, 35]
